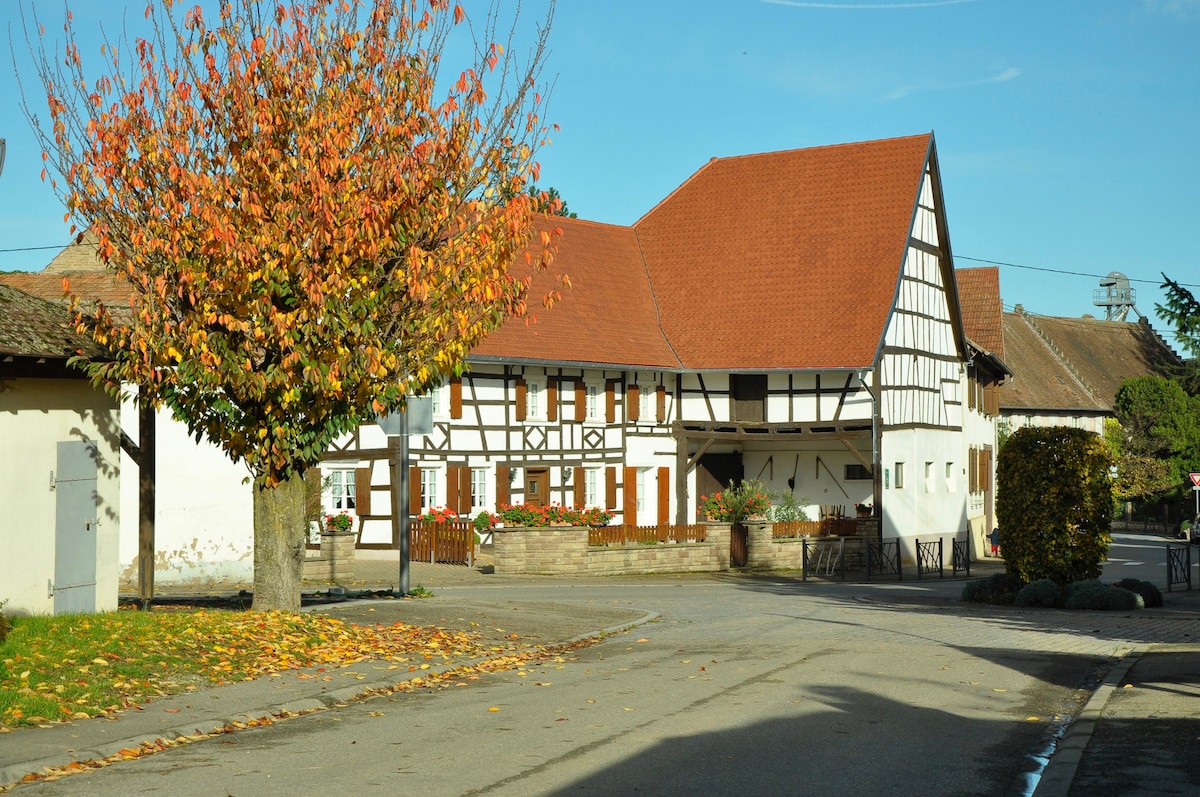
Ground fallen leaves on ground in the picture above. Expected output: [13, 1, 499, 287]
[0, 609, 532, 728]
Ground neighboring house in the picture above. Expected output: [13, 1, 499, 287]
[0, 248, 255, 589]
[955, 267, 1011, 553]
[327, 133, 988, 563]
[998, 307, 1183, 436]
[0, 284, 120, 614]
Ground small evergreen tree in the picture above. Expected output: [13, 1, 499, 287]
[996, 426, 1113, 584]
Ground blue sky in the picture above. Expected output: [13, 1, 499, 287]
[2, 0, 1198, 350]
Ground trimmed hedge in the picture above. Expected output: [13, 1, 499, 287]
[1116, 578, 1163, 608]
[996, 427, 1113, 584]
[1015, 578, 1064, 609]
[962, 573, 1024, 605]
[1064, 580, 1143, 611]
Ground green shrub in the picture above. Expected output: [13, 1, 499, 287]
[1116, 578, 1163, 608]
[1064, 581, 1143, 611]
[1015, 579, 1064, 608]
[996, 427, 1113, 584]
[962, 573, 1024, 605]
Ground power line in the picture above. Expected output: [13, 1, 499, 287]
[0, 244, 69, 254]
[956, 255, 1200, 290]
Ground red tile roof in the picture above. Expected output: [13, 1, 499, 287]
[15, 135, 943, 374]
[955, 266, 1005, 361]
[473, 217, 680, 368]
[632, 134, 934, 370]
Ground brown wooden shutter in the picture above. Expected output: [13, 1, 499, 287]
[656, 385, 667, 423]
[355, 466, 372, 515]
[515, 378, 527, 422]
[447, 466, 472, 515]
[575, 380, 586, 420]
[573, 466, 585, 507]
[657, 467, 671, 525]
[547, 380, 558, 422]
[606, 380, 617, 423]
[627, 385, 640, 422]
[623, 466, 638, 524]
[408, 466, 422, 516]
[449, 377, 463, 419]
[606, 466, 617, 510]
[495, 466, 510, 508]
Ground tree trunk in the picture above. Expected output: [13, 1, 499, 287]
[252, 472, 307, 612]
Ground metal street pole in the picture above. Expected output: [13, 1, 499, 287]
[385, 411, 411, 596]
[399, 408, 410, 594]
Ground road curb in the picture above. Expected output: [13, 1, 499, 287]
[1031, 647, 1144, 797]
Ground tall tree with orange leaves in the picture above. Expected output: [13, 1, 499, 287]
[22, 0, 563, 610]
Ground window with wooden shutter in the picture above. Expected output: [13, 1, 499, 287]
[450, 377, 463, 419]
[547, 380, 558, 422]
[606, 380, 617, 423]
[627, 385, 640, 422]
[623, 466, 637, 523]
[495, 466, 510, 508]
[606, 466, 617, 510]
[408, 466, 422, 516]
[574, 380, 586, 421]
[657, 385, 667, 422]
[573, 466, 585, 507]
[730, 374, 767, 422]
[446, 466, 472, 515]
[515, 378, 527, 422]
[355, 466, 372, 515]
[657, 466, 671, 525]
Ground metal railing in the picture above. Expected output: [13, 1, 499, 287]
[1167, 543, 1193, 591]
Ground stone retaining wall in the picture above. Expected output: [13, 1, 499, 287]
[494, 524, 731, 576]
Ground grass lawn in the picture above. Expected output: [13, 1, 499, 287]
[0, 606, 501, 728]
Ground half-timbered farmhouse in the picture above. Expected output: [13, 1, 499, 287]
[327, 133, 997, 561]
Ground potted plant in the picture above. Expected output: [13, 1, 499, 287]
[855, 502, 873, 518]
[699, 479, 771, 524]
[325, 511, 354, 533]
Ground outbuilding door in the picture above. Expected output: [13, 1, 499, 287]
[53, 440, 99, 614]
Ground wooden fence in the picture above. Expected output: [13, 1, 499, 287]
[589, 524, 708, 546]
[410, 520, 475, 566]
[771, 519, 859, 538]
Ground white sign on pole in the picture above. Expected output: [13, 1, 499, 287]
[1190, 472, 1200, 487]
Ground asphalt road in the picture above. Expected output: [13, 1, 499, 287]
[14, 573, 1191, 797]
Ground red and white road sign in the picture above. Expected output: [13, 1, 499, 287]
[1191, 472, 1200, 487]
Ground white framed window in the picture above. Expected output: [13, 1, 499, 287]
[420, 468, 439, 512]
[585, 383, 601, 422]
[584, 467, 600, 507]
[325, 468, 356, 512]
[429, 384, 446, 419]
[635, 468, 647, 512]
[471, 467, 488, 513]
[525, 378, 545, 422]
[638, 383, 656, 422]
[894, 462, 905, 489]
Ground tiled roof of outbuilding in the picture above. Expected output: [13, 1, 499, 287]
[0, 283, 101, 359]
[999, 311, 1181, 411]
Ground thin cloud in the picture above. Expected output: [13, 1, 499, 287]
[885, 67, 1021, 101]
[762, 0, 979, 9]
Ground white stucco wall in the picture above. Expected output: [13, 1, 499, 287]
[0, 377, 121, 615]
[118, 402, 255, 587]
